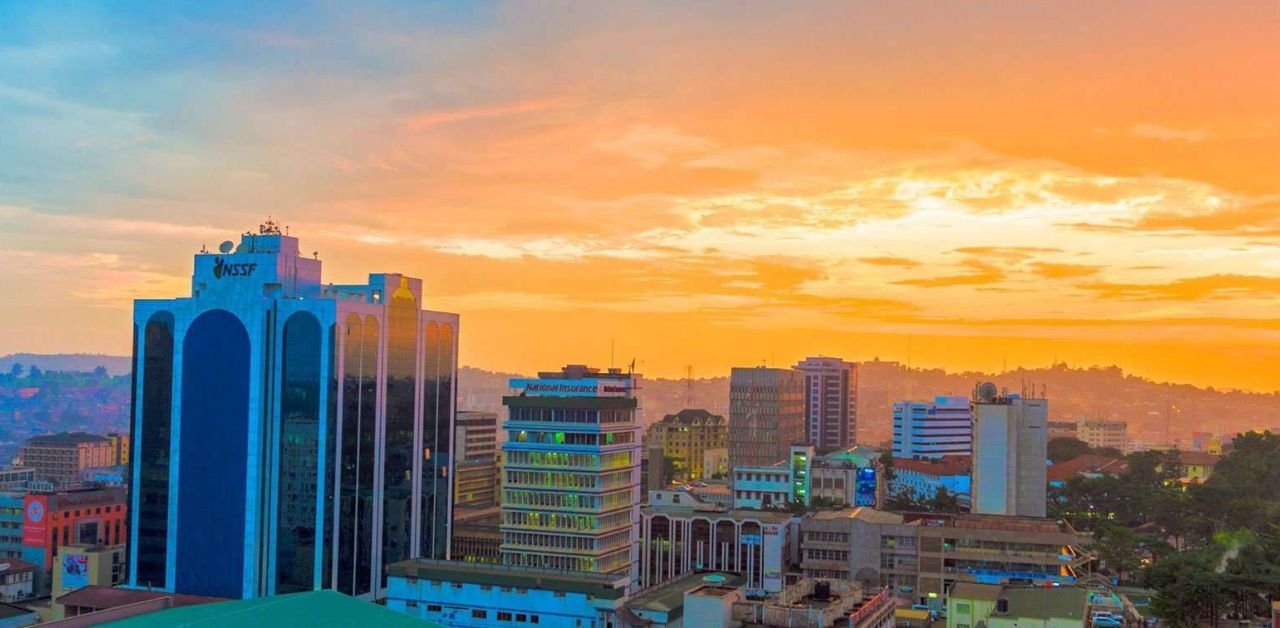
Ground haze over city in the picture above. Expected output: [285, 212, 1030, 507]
[3, 2, 1280, 391]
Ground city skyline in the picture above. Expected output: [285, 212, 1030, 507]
[4, 2, 1280, 393]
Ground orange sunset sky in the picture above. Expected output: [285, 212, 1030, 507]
[1, 2, 1279, 390]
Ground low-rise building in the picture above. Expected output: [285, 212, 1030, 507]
[640, 490, 797, 594]
[20, 487, 127, 594]
[1047, 455, 1128, 488]
[0, 601, 37, 628]
[43, 585, 222, 623]
[0, 559, 34, 603]
[889, 457, 971, 508]
[800, 508, 1091, 614]
[50, 544, 127, 619]
[1178, 451, 1220, 484]
[731, 577, 896, 628]
[385, 558, 629, 627]
[946, 583, 1089, 627]
[731, 445, 881, 511]
[0, 470, 33, 492]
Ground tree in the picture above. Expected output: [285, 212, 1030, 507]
[927, 487, 962, 513]
[26, 364, 42, 379]
[661, 456, 678, 484]
[94, 365, 107, 378]
[1047, 437, 1091, 464]
[1146, 550, 1228, 626]
[9, 363, 21, 378]
[1095, 524, 1137, 583]
[878, 450, 895, 483]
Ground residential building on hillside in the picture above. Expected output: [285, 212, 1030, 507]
[18, 433, 114, 487]
[128, 223, 459, 600]
[501, 365, 641, 578]
[794, 357, 859, 449]
[646, 409, 727, 482]
[728, 367, 805, 474]
[893, 396, 972, 460]
[972, 393, 1048, 518]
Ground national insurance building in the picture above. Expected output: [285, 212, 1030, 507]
[127, 222, 458, 601]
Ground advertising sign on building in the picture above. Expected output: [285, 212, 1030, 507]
[22, 495, 46, 547]
[61, 553, 89, 590]
[509, 378, 631, 398]
[762, 523, 785, 593]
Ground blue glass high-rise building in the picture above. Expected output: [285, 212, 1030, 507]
[127, 221, 458, 600]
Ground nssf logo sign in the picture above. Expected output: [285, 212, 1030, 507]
[212, 257, 258, 279]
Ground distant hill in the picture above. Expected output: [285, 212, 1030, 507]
[9, 354, 1279, 449]
[0, 353, 131, 376]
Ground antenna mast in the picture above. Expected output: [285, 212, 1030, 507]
[685, 365, 694, 407]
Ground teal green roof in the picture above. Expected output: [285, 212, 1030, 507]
[104, 590, 439, 627]
[818, 446, 878, 466]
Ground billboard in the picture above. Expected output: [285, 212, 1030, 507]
[509, 378, 631, 398]
[762, 523, 785, 593]
[61, 553, 89, 590]
[22, 495, 47, 547]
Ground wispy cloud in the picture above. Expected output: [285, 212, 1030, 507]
[1128, 123, 1210, 143]
[403, 98, 569, 131]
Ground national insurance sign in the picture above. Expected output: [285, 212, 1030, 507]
[509, 378, 632, 398]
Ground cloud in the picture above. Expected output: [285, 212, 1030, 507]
[894, 259, 1005, 288]
[403, 98, 569, 131]
[596, 125, 717, 168]
[1083, 274, 1280, 301]
[1128, 123, 1210, 143]
[1028, 262, 1101, 280]
[859, 256, 919, 267]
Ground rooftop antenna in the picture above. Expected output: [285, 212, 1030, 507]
[611, 338, 615, 370]
[685, 365, 695, 407]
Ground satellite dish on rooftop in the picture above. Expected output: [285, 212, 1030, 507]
[218, 240, 234, 254]
[978, 382, 998, 402]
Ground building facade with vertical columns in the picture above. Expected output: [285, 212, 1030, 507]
[638, 491, 796, 595]
[127, 223, 458, 600]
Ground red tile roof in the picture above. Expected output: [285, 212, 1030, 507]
[893, 456, 971, 476]
[1047, 454, 1128, 483]
[1178, 451, 1220, 466]
[54, 585, 223, 611]
[0, 558, 36, 575]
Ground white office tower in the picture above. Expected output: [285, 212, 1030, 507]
[971, 384, 1047, 518]
[892, 396, 972, 460]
